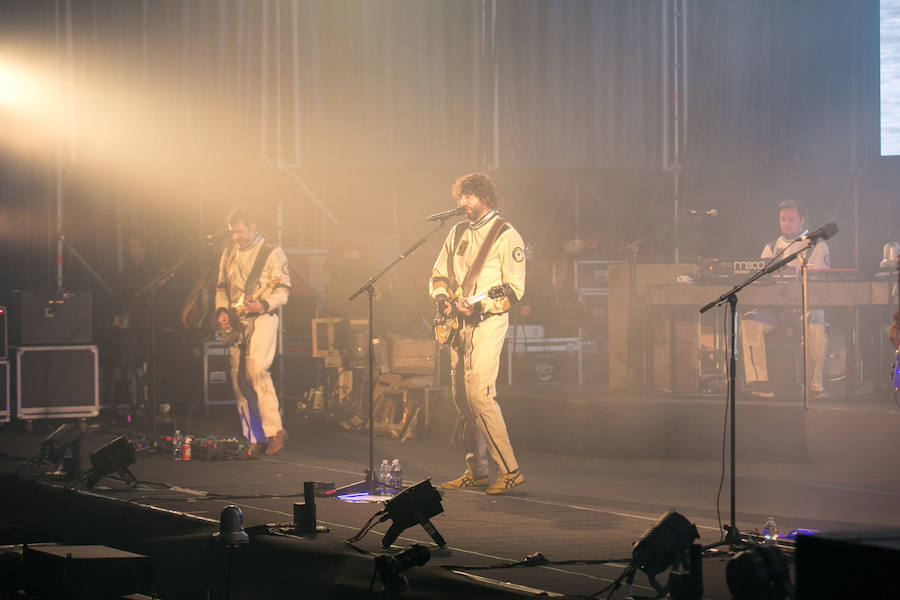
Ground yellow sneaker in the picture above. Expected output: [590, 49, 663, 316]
[486, 470, 525, 495]
[441, 470, 489, 490]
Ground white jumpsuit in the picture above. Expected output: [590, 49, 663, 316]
[430, 210, 527, 477]
[216, 235, 291, 443]
[741, 236, 829, 393]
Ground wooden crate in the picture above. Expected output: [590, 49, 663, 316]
[389, 337, 436, 375]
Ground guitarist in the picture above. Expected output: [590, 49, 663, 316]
[215, 207, 291, 455]
[429, 172, 527, 495]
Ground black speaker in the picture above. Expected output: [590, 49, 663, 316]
[24, 543, 151, 600]
[10, 290, 92, 345]
[0, 360, 8, 424]
[797, 529, 900, 598]
[16, 345, 99, 419]
[0, 305, 7, 359]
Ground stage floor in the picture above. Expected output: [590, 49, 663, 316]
[2, 399, 900, 598]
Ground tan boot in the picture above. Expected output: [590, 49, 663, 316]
[265, 429, 288, 455]
[441, 470, 489, 490]
[486, 470, 525, 495]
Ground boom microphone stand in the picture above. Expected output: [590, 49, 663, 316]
[331, 214, 458, 497]
[699, 239, 822, 548]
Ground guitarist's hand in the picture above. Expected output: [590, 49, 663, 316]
[243, 299, 266, 314]
[455, 297, 473, 317]
[217, 311, 231, 331]
[435, 295, 452, 317]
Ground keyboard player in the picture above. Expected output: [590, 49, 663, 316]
[741, 200, 830, 397]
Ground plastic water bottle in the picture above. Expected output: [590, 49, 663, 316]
[378, 459, 391, 495]
[389, 459, 402, 493]
[762, 517, 778, 546]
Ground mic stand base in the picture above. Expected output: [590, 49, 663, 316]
[328, 471, 379, 497]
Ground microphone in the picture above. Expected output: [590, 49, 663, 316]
[425, 207, 465, 222]
[687, 209, 719, 216]
[205, 230, 230, 241]
[795, 222, 838, 242]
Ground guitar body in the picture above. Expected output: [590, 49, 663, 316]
[221, 278, 281, 347]
[433, 284, 508, 345]
[434, 315, 462, 346]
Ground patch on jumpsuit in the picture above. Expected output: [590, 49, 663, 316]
[512, 247, 525, 262]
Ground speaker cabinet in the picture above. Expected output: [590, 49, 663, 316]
[16, 345, 99, 419]
[203, 341, 233, 405]
[797, 529, 900, 598]
[11, 290, 92, 345]
[0, 361, 8, 423]
[0, 305, 7, 359]
[24, 543, 151, 600]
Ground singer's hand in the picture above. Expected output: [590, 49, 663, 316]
[240, 299, 260, 314]
[455, 297, 473, 317]
[435, 295, 452, 317]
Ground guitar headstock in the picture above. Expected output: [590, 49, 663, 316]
[488, 284, 508, 300]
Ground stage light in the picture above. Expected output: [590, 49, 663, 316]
[726, 546, 792, 600]
[40, 423, 82, 480]
[629, 509, 699, 595]
[214, 505, 249, 548]
[380, 479, 446, 549]
[85, 435, 137, 489]
[374, 544, 430, 599]
[0, 58, 49, 112]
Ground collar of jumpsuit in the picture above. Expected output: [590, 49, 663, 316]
[469, 209, 499, 231]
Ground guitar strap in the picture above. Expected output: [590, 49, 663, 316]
[446, 221, 468, 290]
[242, 241, 277, 307]
[460, 218, 506, 297]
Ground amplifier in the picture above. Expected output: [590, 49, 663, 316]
[24, 543, 151, 600]
[203, 341, 233, 405]
[502, 337, 582, 385]
[797, 529, 900, 598]
[575, 260, 620, 292]
[0, 305, 7, 359]
[0, 361, 8, 423]
[10, 290, 92, 345]
[16, 345, 99, 419]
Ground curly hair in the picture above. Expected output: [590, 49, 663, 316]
[452, 172, 498, 209]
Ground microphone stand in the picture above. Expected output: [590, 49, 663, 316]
[699, 240, 817, 549]
[330, 216, 458, 497]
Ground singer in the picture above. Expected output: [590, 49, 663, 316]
[429, 172, 527, 495]
[741, 199, 830, 398]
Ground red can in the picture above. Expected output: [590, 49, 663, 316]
[183, 436, 192, 461]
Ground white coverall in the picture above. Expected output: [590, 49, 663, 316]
[429, 210, 527, 478]
[216, 235, 291, 443]
[741, 235, 830, 393]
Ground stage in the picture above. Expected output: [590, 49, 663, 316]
[2, 387, 900, 599]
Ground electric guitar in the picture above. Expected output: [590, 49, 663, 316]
[221, 277, 281, 347]
[434, 284, 508, 345]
